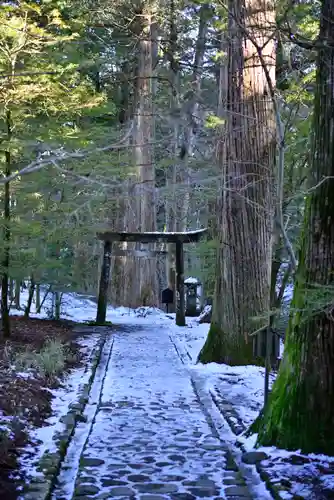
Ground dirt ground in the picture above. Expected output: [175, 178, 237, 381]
[0, 316, 83, 499]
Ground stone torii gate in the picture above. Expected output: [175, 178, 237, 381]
[96, 229, 207, 326]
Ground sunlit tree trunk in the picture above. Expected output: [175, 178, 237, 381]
[199, 0, 276, 364]
[257, 0, 334, 453]
[110, 8, 159, 308]
[132, 6, 159, 305]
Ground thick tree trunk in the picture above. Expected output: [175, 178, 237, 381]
[134, 9, 159, 305]
[257, 0, 334, 454]
[199, 0, 276, 365]
[112, 8, 159, 308]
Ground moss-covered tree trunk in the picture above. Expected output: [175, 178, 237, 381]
[256, 0, 334, 454]
[199, 0, 276, 365]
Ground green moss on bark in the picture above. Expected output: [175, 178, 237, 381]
[256, 207, 334, 454]
[256, 347, 334, 454]
[198, 322, 261, 365]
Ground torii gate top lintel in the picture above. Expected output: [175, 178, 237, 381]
[95, 228, 207, 327]
[96, 228, 207, 244]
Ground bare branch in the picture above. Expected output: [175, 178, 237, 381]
[0, 122, 135, 185]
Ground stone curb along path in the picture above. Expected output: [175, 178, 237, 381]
[170, 332, 284, 500]
[207, 381, 285, 500]
[211, 389, 285, 500]
[168, 337, 258, 500]
[169, 334, 273, 500]
[22, 326, 113, 500]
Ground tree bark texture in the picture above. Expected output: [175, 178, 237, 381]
[133, 9, 159, 306]
[199, 0, 276, 365]
[257, 0, 334, 454]
[110, 7, 159, 308]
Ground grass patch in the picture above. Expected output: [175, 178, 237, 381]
[13, 339, 73, 378]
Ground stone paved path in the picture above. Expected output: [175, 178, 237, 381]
[55, 324, 255, 500]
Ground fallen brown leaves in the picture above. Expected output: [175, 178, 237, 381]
[0, 316, 82, 499]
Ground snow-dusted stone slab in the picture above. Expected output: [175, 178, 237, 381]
[19, 326, 112, 500]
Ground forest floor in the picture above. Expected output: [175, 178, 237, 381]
[0, 316, 83, 499]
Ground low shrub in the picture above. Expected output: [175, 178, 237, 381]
[14, 339, 71, 378]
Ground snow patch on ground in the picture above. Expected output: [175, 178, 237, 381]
[169, 320, 274, 427]
[9, 287, 174, 327]
[18, 333, 101, 483]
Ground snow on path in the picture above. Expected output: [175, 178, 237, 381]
[59, 323, 255, 500]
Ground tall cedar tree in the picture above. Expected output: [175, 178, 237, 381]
[199, 0, 276, 365]
[257, 0, 334, 453]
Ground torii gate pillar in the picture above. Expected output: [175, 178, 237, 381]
[175, 240, 185, 326]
